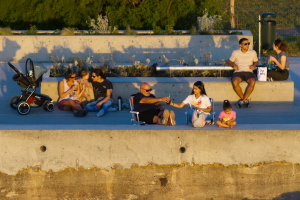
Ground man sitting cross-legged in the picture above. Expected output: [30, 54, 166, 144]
[228, 38, 259, 108]
[133, 82, 176, 125]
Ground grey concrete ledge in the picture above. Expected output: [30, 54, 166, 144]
[1, 124, 300, 131]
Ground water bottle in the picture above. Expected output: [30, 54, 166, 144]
[118, 96, 122, 111]
[268, 60, 272, 71]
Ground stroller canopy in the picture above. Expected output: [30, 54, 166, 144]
[33, 62, 48, 80]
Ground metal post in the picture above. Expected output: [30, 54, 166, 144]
[230, 0, 236, 29]
[259, 14, 261, 60]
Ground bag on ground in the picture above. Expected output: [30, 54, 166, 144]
[192, 110, 205, 128]
[257, 67, 267, 81]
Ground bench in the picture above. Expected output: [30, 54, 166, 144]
[41, 77, 294, 105]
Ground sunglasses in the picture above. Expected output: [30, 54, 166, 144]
[70, 76, 76, 79]
[143, 88, 152, 92]
[243, 42, 250, 45]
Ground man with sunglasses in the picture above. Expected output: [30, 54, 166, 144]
[133, 82, 176, 125]
[228, 38, 259, 108]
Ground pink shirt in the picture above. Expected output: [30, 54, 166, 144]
[218, 111, 236, 122]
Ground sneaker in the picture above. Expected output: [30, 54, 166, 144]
[162, 109, 170, 125]
[168, 110, 176, 126]
[74, 109, 85, 117]
[236, 99, 243, 108]
[108, 107, 117, 112]
[245, 99, 250, 108]
[96, 109, 105, 117]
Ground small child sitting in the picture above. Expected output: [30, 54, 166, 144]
[216, 100, 237, 128]
[77, 70, 92, 103]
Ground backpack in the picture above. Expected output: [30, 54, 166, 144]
[192, 110, 205, 128]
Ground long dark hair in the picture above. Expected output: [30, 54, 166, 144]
[93, 69, 106, 79]
[223, 100, 232, 110]
[191, 81, 207, 95]
[64, 69, 76, 81]
[274, 39, 288, 52]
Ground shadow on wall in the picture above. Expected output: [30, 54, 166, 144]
[0, 38, 21, 100]
[242, 191, 300, 200]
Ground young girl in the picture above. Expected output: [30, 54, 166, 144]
[268, 39, 289, 81]
[169, 81, 212, 124]
[216, 100, 236, 128]
[77, 70, 92, 102]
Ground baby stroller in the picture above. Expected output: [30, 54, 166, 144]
[8, 58, 54, 115]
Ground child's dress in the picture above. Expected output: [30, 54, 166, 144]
[218, 111, 236, 123]
[77, 78, 92, 102]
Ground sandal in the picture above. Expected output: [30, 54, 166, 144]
[74, 109, 85, 117]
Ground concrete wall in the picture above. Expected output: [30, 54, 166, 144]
[0, 31, 252, 63]
[41, 77, 294, 104]
[1, 129, 300, 199]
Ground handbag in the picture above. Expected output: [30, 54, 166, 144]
[257, 67, 267, 81]
[192, 110, 205, 128]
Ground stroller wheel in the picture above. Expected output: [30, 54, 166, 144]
[44, 102, 54, 112]
[10, 96, 21, 110]
[17, 101, 31, 115]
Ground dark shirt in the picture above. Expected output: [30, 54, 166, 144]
[274, 51, 289, 70]
[88, 78, 113, 100]
[134, 92, 157, 112]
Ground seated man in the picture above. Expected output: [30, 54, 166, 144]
[228, 38, 259, 108]
[133, 82, 176, 125]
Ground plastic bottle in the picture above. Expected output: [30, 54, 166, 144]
[118, 96, 122, 111]
[268, 60, 272, 71]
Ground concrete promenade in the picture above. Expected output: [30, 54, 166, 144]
[0, 57, 300, 128]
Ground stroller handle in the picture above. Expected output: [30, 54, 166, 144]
[25, 58, 34, 76]
[8, 62, 22, 75]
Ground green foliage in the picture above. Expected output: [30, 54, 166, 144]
[26, 25, 38, 35]
[0, 0, 224, 31]
[60, 27, 75, 35]
[0, 27, 12, 35]
[189, 26, 199, 35]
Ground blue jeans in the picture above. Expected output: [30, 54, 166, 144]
[187, 109, 211, 123]
[86, 98, 113, 115]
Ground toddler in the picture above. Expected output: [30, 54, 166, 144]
[77, 70, 92, 102]
[216, 100, 237, 128]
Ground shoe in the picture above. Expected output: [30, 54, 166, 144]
[267, 77, 273, 82]
[162, 109, 170, 125]
[168, 110, 176, 126]
[74, 109, 85, 117]
[108, 107, 117, 112]
[96, 109, 105, 117]
[245, 99, 250, 108]
[82, 109, 88, 117]
[236, 99, 243, 108]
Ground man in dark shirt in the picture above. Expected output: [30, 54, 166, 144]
[134, 82, 176, 125]
[86, 69, 113, 117]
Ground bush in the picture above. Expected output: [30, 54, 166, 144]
[0, 27, 12, 35]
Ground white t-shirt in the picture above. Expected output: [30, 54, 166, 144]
[183, 95, 211, 114]
[229, 49, 258, 73]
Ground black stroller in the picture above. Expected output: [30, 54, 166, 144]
[8, 58, 54, 115]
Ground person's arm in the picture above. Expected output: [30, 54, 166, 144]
[249, 60, 259, 70]
[140, 96, 170, 104]
[197, 105, 211, 113]
[270, 55, 286, 70]
[170, 101, 186, 108]
[59, 80, 76, 99]
[155, 102, 164, 110]
[227, 118, 236, 125]
[77, 82, 86, 99]
[228, 60, 239, 70]
[95, 89, 112, 109]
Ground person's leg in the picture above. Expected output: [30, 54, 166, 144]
[97, 99, 113, 117]
[268, 69, 289, 81]
[86, 98, 103, 112]
[187, 109, 194, 123]
[232, 77, 244, 100]
[63, 100, 82, 113]
[216, 120, 230, 128]
[243, 78, 256, 102]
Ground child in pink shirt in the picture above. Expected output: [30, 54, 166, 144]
[216, 100, 237, 128]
